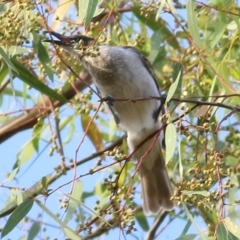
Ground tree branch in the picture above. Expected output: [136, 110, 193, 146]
[0, 135, 125, 218]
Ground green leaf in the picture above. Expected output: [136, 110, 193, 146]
[78, 0, 98, 28]
[180, 219, 191, 236]
[2, 168, 19, 184]
[165, 123, 177, 163]
[152, 46, 166, 67]
[36, 200, 82, 240]
[135, 213, 149, 231]
[2, 46, 29, 56]
[38, 41, 53, 80]
[223, 217, 240, 238]
[0, 47, 18, 72]
[183, 204, 207, 239]
[178, 142, 183, 180]
[2, 87, 32, 98]
[64, 181, 83, 224]
[27, 222, 41, 240]
[11, 58, 67, 103]
[0, 175, 53, 218]
[186, 0, 203, 49]
[85, 0, 98, 28]
[41, 176, 48, 189]
[16, 139, 36, 167]
[38, 41, 50, 63]
[32, 118, 44, 152]
[175, 234, 197, 240]
[217, 222, 239, 240]
[207, 16, 226, 49]
[63, 228, 82, 240]
[1, 199, 34, 238]
[64, 193, 111, 226]
[166, 66, 182, 102]
[215, 140, 225, 152]
[182, 190, 210, 197]
[0, 61, 8, 83]
[149, 30, 164, 63]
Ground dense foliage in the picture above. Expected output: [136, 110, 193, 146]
[0, 0, 240, 239]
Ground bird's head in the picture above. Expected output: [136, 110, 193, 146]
[43, 31, 95, 59]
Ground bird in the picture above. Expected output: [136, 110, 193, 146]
[44, 31, 174, 215]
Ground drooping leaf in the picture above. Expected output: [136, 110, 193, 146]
[165, 123, 177, 163]
[2, 167, 19, 184]
[166, 65, 182, 103]
[38, 41, 53, 80]
[149, 30, 164, 63]
[16, 139, 37, 167]
[11, 58, 67, 103]
[135, 213, 149, 231]
[175, 234, 197, 240]
[1, 199, 34, 238]
[64, 228, 83, 240]
[217, 221, 239, 240]
[78, 0, 98, 28]
[64, 192, 111, 226]
[64, 181, 83, 224]
[0, 47, 18, 72]
[0, 174, 52, 218]
[36, 200, 82, 240]
[223, 217, 240, 238]
[187, 0, 203, 49]
[27, 222, 41, 240]
[81, 114, 104, 152]
[182, 190, 210, 197]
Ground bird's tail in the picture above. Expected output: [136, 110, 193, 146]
[129, 131, 174, 215]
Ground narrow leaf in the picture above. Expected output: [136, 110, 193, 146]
[165, 123, 177, 163]
[81, 114, 104, 152]
[0, 174, 52, 218]
[135, 214, 149, 231]
[38, 41, 53, 80]
[36, 201, 82, 240]
[78, 0, 88, 22]
[178, 142, 183, 180]
[85, 0, 98, 28]
[149, 30, 164, 63]
[64, 228, 82, 240]
[217, 222, 239, 240]
[11, 58, 67, 103]
[223, 217, 240, 238]
[27, 222, 41, 240]
[182, 190, 210, 197]
[0, 47, 18, 72]
[183, 204, 206, 239]
[1, 199, 34, 238]
[166, 68, 182, 102]
[186, 0, 203, 49]
[175, 234, 197, 240]
[64, 181, 83, 224]
[64, 193, 111, 226]
[2, 167, 19, 184]
[38, 41, 50, 63]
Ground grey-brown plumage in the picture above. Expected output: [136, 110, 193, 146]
[45, 32, 174, 215]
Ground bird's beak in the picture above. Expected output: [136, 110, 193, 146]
[43, 31, 94, 47]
